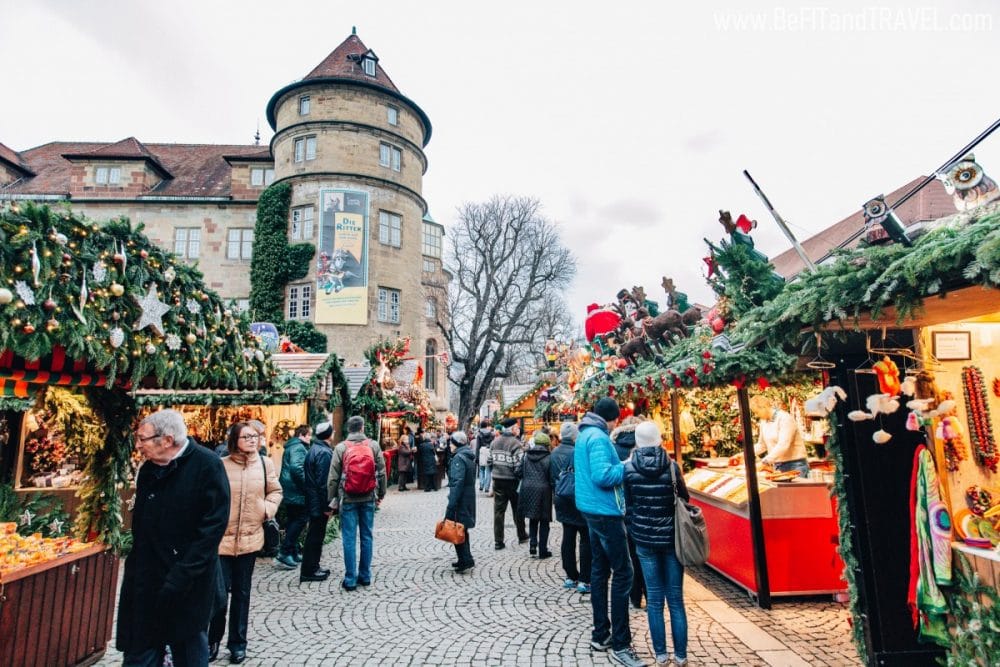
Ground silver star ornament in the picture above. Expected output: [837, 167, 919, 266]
[132, 284, 171, 336]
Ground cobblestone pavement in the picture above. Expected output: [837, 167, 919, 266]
[99, 487, 860, 666]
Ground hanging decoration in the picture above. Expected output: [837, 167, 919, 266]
[936, 415, 967, 472]
[132, 283, 171, 337]
[70, 272, 88, 324]
[92, 261, 108, 284]
[962, 365, 998, 473]
[14, 280, 35, 305]
[109, 326, 125, 349]
[165, 333, 181, 351]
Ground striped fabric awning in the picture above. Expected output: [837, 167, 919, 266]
[0, 347, 108, 389]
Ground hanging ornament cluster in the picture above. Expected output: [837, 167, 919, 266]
[936, 415, 967, 472]
[962, 365, 998, 473]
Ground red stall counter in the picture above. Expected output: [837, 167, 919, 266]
[687, 469, 846, 597]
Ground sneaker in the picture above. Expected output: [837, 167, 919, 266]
[562, 578, 577, 589]
[577, 582, 591, 594]
[610, 647, 646, 667]
[674, 659, 688, 666]
[589, 636, 611, 651]
[655, 656, 669, 666]
[292, 552, 303, 563]
[274, 554, 297, 570]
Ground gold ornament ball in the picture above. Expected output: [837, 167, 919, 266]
[185, 333, 197, 344]
[46, 318, 59, 331]
[110, 283, 125, 297]
[0, 288, 12, 304]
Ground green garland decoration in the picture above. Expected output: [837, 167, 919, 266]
[0, 482, 71, 537]
[824, 416, 868, 665]
[945, 552, 1000, 665]
[0, 202, 273, 390]
[74, 388, 136, 553]
[706, 233, 785, 318]
[248, 183, 315, 322]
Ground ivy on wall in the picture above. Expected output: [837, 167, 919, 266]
[248, 182, 315, 323]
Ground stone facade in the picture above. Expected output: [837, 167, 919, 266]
[0, 32, 450, 411]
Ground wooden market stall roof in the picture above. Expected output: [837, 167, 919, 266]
[501, 381, 550, 418]
[820, 284, 1000, 331]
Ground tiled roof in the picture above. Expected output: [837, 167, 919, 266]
[304, 34, 399, 93]
[63, 136, 172, 178]
[0, 142, 34, 175]
[3, 141, 272, 199]
[771, 177, 955, 278]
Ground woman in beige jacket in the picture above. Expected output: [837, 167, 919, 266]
[209, 422, 282, 664]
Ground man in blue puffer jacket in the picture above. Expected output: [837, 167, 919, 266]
[574, 397, 644, 667]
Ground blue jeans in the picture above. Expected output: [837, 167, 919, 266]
[775, 458, 811, 478]
[582, 512, 633, 651]
[478, 465, 492, 491]
[340, 501, 375, 586]
[636, 544, 688, 661]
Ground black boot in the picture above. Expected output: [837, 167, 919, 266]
[209, 642, 220, 661]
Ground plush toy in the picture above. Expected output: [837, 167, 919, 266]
[804, 386, 847, 417]
[872, 430, 892, 444]
[900, 375, 917, 397]
[873, 356, 901, 396]
[847, 392, 900, 421]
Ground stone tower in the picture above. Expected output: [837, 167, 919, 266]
[266, 32, 440, 375]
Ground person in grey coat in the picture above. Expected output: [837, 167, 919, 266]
[445, 431, 477, 572]
[549, 421, 592, 593]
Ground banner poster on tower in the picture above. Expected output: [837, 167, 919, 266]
[315, 188, 369, 324]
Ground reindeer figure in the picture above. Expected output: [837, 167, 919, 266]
[611, 300, 654, 365]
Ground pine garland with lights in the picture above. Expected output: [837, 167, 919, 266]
[0, 202, 273, 390]
[945, 552, 1000, 665]
[248, 182, 315, 322]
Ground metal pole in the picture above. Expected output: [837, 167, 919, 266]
[737, 386, 772, 609]
[744, 170, 817, 273]
[670, 390, 683, 463]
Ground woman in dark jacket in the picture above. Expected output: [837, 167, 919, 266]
[516, 431, 553, 558]
[549, 421, 591, 593]
[417, 433, 438, 491]
[622, 421, 690, 667]
[445, 431, 477, 572]
[612, 416, 646, 608]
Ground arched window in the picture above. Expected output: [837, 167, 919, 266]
[425, 339, 437, 392]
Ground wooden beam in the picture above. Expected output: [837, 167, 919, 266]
[823, 285, 1000, 331]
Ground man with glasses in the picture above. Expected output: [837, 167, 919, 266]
[116, 409, 230, 667]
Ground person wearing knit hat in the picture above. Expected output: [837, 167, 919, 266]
[550, 421, 591, 593]
[622, 420, 691, 666]
[490, 418, 528, 549]
[444, 429, 477, 572]
[299, 421, 336, 582]
[517, 430, 554, 558]
[574, 397, 644, 664]
[610, 416, 646, 610]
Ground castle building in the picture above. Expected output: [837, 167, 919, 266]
[0, 31, 450, 411]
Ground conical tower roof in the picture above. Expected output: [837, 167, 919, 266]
[304, 34, 399, 93]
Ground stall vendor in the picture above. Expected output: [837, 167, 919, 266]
[748, 396, 809, 478]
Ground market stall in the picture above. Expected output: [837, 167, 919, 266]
[0, 202, 273, 665]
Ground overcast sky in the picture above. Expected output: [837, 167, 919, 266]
[3, 0, 999, 322]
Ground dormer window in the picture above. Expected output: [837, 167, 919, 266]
[250, 167, 275, 187]
[362, 57, 376, 77]
[95, 166, 121, 185]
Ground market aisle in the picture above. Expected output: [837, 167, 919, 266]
[97, 486, 859, 666]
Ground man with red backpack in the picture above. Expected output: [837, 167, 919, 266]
[326, 416, 387, 591]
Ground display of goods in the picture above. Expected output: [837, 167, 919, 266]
[965, 485, 993, 516]
[726, 487, 750, 505]
[767, 470, 803, 482]
[0, 522, 91, 579]
[684, 469, 724, 491]
[707, 476, 745, 499]
[703, 475, 736, 496]
[962, 366, 998, 473]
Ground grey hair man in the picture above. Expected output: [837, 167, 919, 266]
[116, 409, 230, 666]
[327, 416, 387, 590]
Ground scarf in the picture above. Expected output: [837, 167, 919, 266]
[907, 444, 952, 647]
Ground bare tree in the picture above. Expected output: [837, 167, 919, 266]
[436, 195, 576, 427]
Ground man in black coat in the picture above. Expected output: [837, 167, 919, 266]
[300, 421, 335, 582]
[445, 431, 477, 572]
[417, 433, 438, 491]
[117, 409, 230, 667]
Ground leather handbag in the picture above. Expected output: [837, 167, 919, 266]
[670, 460, 709, 567]
[260, 457, 281, 557]
[435, 518, 466, 545]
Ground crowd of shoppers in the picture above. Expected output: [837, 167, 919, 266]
[118, 396, 688, 667]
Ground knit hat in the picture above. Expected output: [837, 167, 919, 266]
[533, 431, 551, 446]
[451, 431, 468, 446]
[559, 421, 579, 441]
[593, 397, 621, 422]
[635, 421, 662, 447]
[500, 417, 518, 428]
[314, 422, 334, 441]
